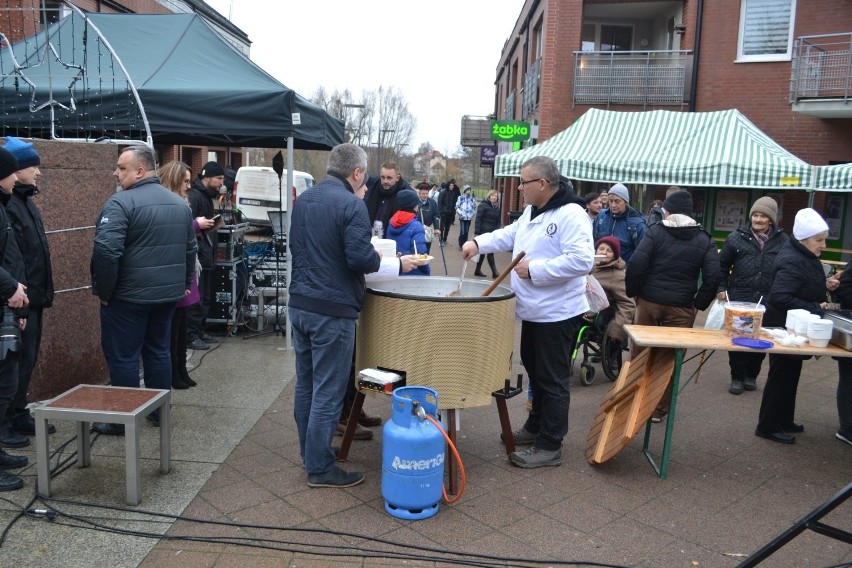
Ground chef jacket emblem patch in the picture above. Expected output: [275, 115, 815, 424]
[545, 223, 557, 237]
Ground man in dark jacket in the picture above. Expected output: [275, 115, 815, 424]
[363, 162, 412, 238]
[593, 183, 646, 262]
[438, 179, 460, 244]
[0, 147, 31, 491]
[91, 145, 195, 435]
[416, 182, 439, 254]
[626, 189, 720, 419]
[289, 143, 381, 489]
[0, 138, 55, 442]
[716, 196, 787, 395]
[186, 161, 225, 350]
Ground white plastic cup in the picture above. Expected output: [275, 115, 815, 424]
[786, 309, 810, 334]
[808, 337, 830, 348]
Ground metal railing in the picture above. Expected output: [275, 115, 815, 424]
[504, 89, 515, 119]
[522, 58, 541, 117]
[573, 50, 692, 109]
[789, 32, 852, 104]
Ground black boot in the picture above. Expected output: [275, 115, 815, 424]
[171, 366, 191, 390]
[179, 365, 197, 387]
[474, 258, 486, 277]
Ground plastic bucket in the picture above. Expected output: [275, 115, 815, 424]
[724, 302, 766, 338]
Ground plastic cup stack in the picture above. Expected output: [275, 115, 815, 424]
[807, 318, 834, 348]
[786, 309, 811, 335]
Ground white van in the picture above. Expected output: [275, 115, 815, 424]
[233, 166, 314, 226]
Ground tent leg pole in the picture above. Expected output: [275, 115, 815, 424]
[286, 138, 295, 351]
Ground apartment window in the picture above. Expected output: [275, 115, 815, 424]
[582, 24, 596, 51]
[601, 25, 633, 52]
[737, 0, 796, 62]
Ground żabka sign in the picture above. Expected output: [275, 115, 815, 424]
[491, 120, 530, 142]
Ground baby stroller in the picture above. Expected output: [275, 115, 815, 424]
[571, 306, 622, 385]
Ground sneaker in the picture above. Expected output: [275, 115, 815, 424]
[188, 338, 209, 350]
[93, 422, 125, 436]
[307, 467, 364, 488]
[0, 448, 27, 469]
[509, 446, 562, 468]
[743, 376, 757, 391]
[729, 379, 744, 395]
[500, 427, 536, 446]
[200, 332, 219, 343]
[12, 417, 56, 436]
[0, 428, 29, 448]
[0, 470, 23, 491]
[836, 431, 852, 446]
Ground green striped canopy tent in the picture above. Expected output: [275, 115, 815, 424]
[493, 108, 814, 190]
[815, 163, 852, 191]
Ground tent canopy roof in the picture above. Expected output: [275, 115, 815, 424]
[0, 12, 342, 150]
[494, 109, 814, 191]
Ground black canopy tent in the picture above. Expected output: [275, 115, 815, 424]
[0, 12, 343, 149]
[0, 10, 344, 349]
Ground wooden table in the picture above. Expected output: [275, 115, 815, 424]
[620, 326, 852, 478]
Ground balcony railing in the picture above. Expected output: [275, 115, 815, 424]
[789, 33, 852, 103]
[522, 58, 541, 117]
[504, 89, 515, 119]
[573, 50, 692, 108]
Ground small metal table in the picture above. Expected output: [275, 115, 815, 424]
[34, 385, 171, 505]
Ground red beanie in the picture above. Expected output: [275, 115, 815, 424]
[595, 236, 621, 261]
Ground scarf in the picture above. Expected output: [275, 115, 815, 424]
[390, 210, 416, 228]
[751, 226, 769, 249]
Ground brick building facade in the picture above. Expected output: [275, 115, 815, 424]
[495, 0, 852, 255]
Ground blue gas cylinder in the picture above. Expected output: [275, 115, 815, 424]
[382, 386, 445, 520]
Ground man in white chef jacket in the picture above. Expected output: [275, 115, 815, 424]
[462, 156, 594, 468]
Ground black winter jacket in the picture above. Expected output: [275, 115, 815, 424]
[764, 238, 827, 327]
[439, 185, 461, 215]
[718, 224, 788, 303]
[0, 203, 26, 312]
[474, 200, 501, 236]
[288, 174, 381, 319]
[363, 175, 413, 238]
[91, 177, 196, 304]
[837, 261, 852, 309]
[4, 183, 53, 308]
[625, 221, 720, 310]
[187, 180, 217, 269]
[418, 196, 440, 230]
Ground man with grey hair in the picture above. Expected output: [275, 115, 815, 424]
[90, 145, 196, 435]
[287, 143, 381, 488]
[462, 155, 594, 468]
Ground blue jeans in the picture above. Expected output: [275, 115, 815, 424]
[458, 219, 471, 247]
[100, 299, 176, 390]
[289, 307, 355, 475]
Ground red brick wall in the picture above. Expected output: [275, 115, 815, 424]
[694, 0, 852, 165]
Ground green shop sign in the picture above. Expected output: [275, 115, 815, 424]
[491, 120, 530, 142]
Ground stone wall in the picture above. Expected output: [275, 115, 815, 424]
[23, 139, 118, 401]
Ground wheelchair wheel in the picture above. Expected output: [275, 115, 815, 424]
[601, 321, 622, 382]
[579, 363, 596, 386]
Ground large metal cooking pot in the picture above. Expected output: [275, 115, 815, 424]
[356, 277, 516, 408]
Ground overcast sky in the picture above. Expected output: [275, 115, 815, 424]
[203, 0, 523, 155]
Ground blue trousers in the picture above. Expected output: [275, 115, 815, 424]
[100, 299, 176, 390]
[289, 307, 355, 475]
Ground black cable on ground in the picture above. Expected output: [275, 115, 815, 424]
[30, 494, 633, 568]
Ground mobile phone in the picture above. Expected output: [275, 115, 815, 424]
[212, 214, 221, 221]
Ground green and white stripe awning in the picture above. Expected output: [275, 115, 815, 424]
[494, 108, 814, 190]
[815, 163, 852, 192]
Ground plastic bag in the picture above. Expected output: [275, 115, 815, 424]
[585, 275, 610, 313]
[704, 299, 725, 330]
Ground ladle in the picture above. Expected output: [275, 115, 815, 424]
[449, 259, 469, 296]
[482, 251, 526, 296]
